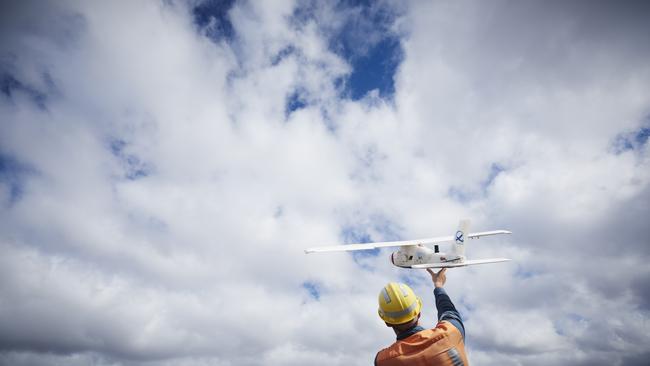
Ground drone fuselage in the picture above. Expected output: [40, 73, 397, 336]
[390, 245, 463, 268]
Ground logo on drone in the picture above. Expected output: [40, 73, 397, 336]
[455, 230, 464, 244]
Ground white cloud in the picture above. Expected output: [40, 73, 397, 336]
[1, 0, 649, 365]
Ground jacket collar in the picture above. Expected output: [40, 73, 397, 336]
[396, 325, 425, 340]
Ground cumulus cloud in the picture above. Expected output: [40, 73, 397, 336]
[1, 0, 649, 365]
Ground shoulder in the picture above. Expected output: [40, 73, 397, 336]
[376, 337, 412, 364]
[434, 320, 464, 340]
[375, 344, 395, 365]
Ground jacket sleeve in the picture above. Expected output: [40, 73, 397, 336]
[434, 287, 466, 340]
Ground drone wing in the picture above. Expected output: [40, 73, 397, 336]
[304, 235, 455, 254]
[304, 230, 511, 254]
[410, 258, 511, 269]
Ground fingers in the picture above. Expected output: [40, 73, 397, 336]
[426, 268, 448, 274]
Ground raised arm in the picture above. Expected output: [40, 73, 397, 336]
[426, 268, 466, 340]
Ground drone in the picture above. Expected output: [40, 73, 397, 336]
[305, 220, 511, 269]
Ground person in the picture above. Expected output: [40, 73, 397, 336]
[374, 268, 469, 366]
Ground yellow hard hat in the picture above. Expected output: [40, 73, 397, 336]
[378, 282, 422, 325]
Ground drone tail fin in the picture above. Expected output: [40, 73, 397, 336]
[453, 219, 470, 257]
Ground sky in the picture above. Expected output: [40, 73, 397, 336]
[1, 0, 649, 365]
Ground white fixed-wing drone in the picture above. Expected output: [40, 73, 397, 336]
[305, 220, 511, 269]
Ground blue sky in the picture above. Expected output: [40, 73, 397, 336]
[0, 153, 32, 204]
[1, 1, 650, 365]
[194, 0, 403, 104]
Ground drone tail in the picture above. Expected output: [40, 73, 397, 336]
[452, 219, 470, 257]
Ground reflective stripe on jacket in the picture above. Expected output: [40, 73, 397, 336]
[375, 321, 469, 366]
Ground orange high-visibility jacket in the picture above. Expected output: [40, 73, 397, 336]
[375, 321, 469, 366]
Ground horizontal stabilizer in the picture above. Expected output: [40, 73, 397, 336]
[410, 258, 511, 269]
[468, 230, 512, 239]
[304, 230, 511, 254]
